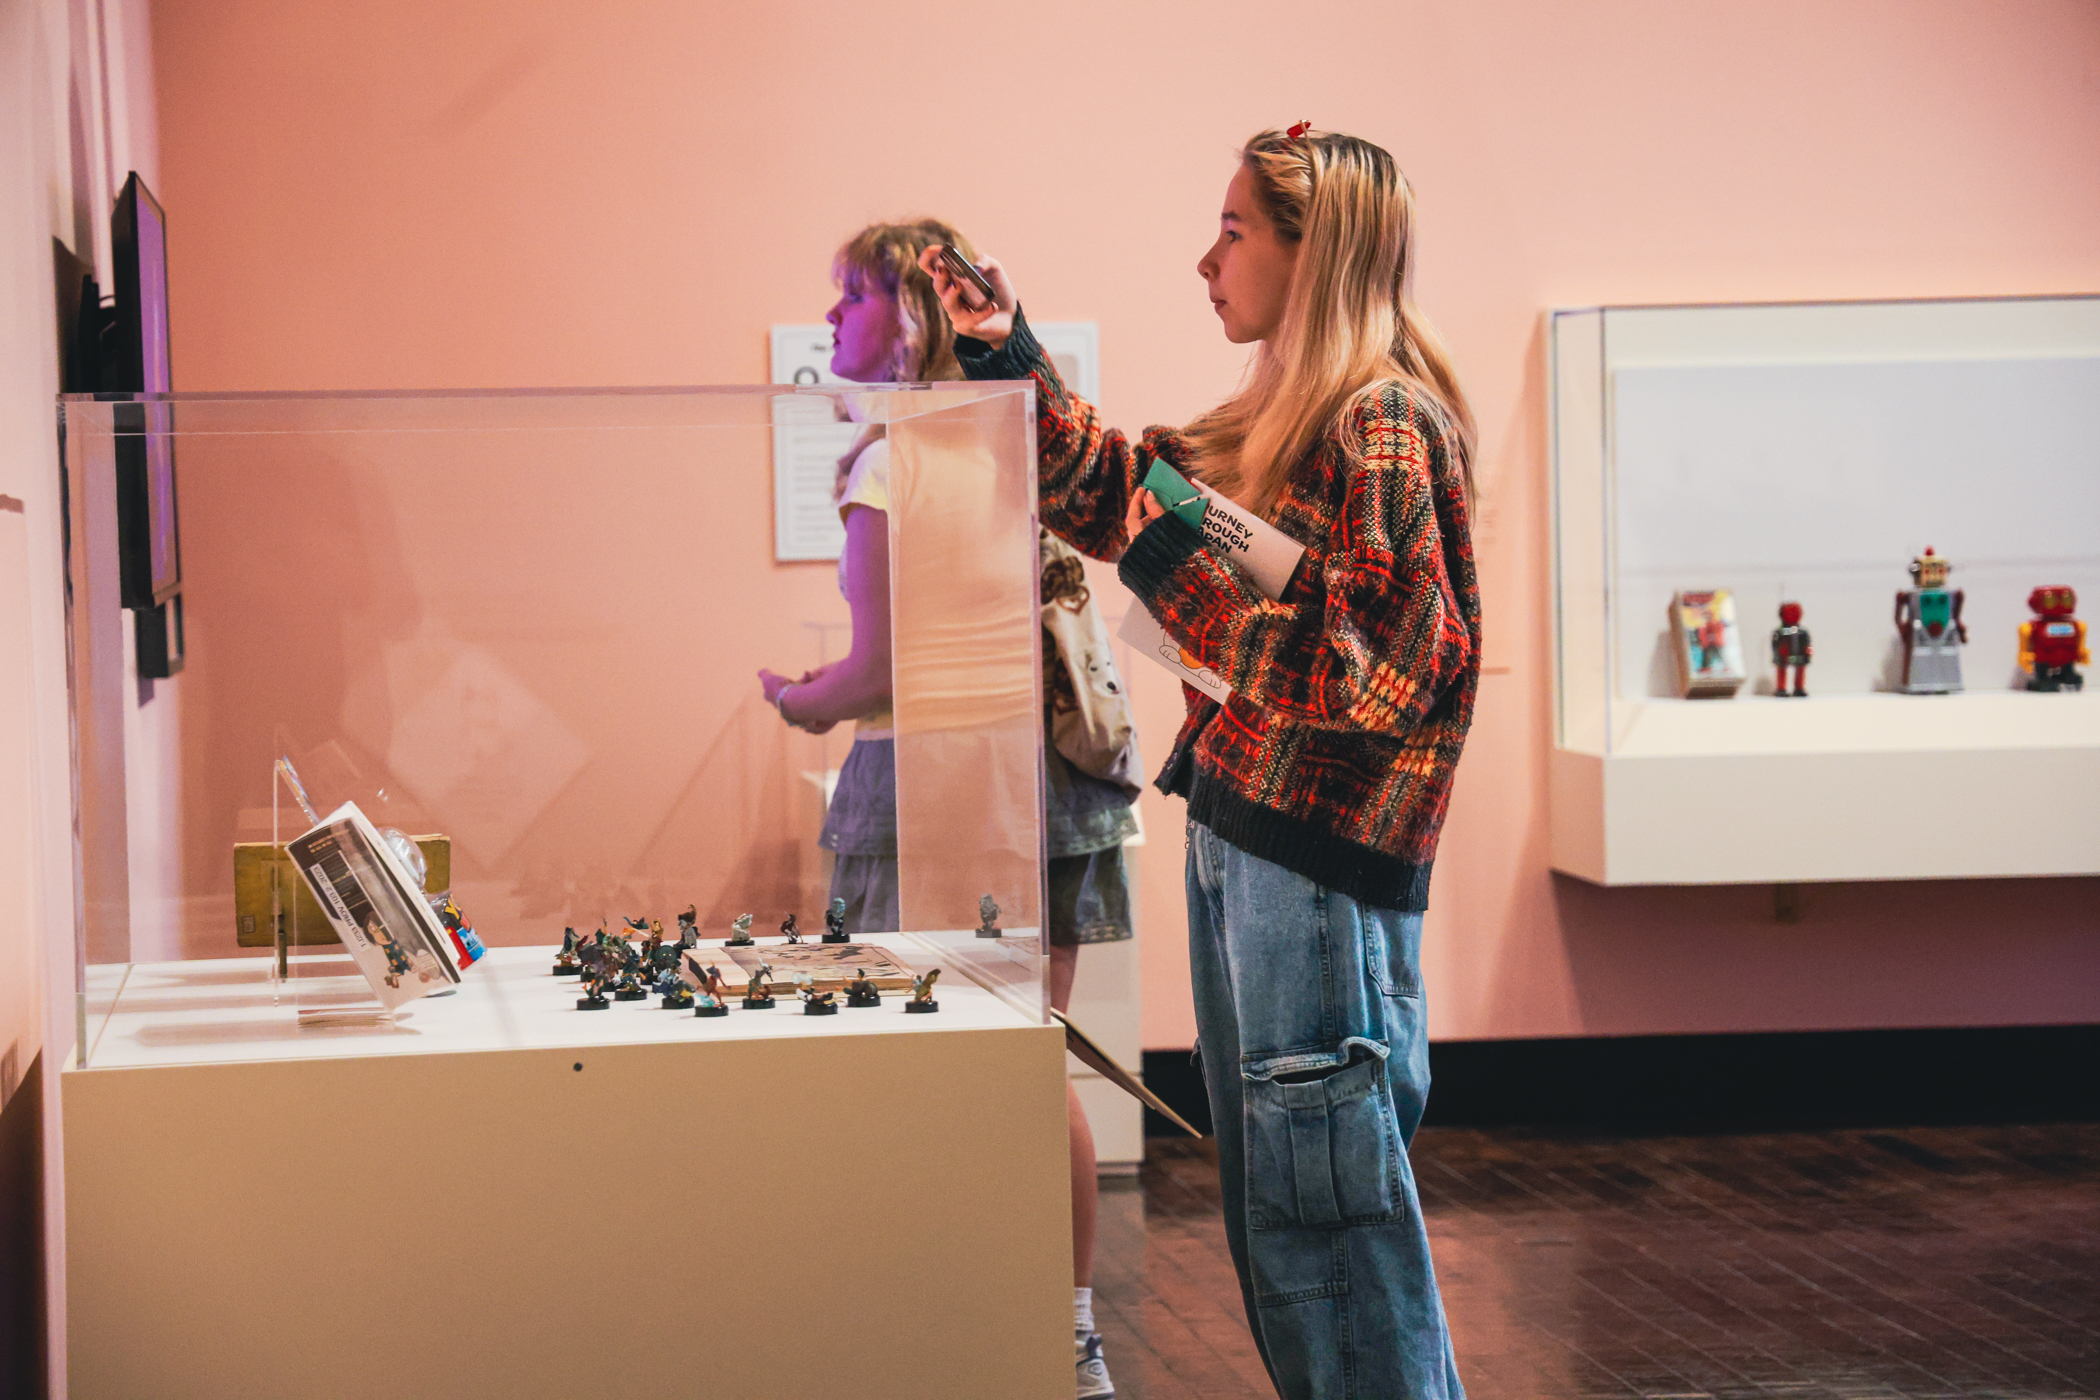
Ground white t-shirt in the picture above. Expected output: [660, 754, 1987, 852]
[835, 437, 893, 737]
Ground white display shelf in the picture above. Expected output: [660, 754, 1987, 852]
[1549, 296, 2100, 886]
[1604, 691, 2097, 758]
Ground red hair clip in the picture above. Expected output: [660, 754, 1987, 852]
[1286, 120, 1312, 140]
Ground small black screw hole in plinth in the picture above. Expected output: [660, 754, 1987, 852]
[573, 1063, 583, 1072]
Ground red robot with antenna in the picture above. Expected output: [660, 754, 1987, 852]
[1770, 602, 1811, 697]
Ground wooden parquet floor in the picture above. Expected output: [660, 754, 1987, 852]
[1092, 1123, 2100, 1399]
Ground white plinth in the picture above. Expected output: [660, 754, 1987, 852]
[65, 943, 1071, 1399]
[1550, 692, 2100, 885]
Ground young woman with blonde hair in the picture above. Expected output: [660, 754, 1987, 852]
[761, 217, 1141, 1400]
[926, 127, 1479, 1399]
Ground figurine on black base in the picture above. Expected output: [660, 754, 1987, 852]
[780, 913, 803, 944]
[686, 955, 730, 1018]
[613, 945, 649, 1001]
[845, 970, 881, 1008]
[799, 984, 839, 1016]
[727, 913, 755, 946]
[641, 920, 664, 966]
[905, 968, 940, 1014]
[576, 953, 613, 1011]
[1770, 602, 1811, 697]
[1895, 548, 1966, 694]
[822, 897, 849, 943]
[742, 963, 777, 1010]
[553, 927, 583, 976]
[676, 904, 699, 949]
[657, 967, 694, 1011]
[974, 894, 1002, 938]
[2021, 587, 2087, 692]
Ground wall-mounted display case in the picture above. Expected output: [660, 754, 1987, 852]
[57, 383, 1072, 1398]
[1549, 296, 2100, 885]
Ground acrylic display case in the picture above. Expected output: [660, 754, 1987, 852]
[1548, 296, 2100, 885]
[56, 384, 1072, 1398]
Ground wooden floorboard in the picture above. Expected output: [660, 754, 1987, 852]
[1092, 1123, 2100, 1399]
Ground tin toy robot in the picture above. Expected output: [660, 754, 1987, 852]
[1770, 602, 1811, 697]
[2020, 586, 2087, 691]
[1894, 547, 1966, 694]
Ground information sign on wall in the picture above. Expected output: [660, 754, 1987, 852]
[768, 322, 1099, 562]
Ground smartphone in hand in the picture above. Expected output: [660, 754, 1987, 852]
[937, 246, 998, 309]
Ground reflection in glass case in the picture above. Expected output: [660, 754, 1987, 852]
[61, 382, 1045, 1063]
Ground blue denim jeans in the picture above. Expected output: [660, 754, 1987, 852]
[1187, 822, 1464, 1400]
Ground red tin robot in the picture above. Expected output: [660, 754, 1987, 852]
[1770, 602, 1811, 697]
[2019, 586, 2087, 692]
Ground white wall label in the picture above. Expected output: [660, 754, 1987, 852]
[767, 321, 1101, 563]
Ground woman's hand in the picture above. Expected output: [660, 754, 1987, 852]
[917, 246, 1017, 350]
[1123, 488, 1166, 549]
[758, 668, 837, 734]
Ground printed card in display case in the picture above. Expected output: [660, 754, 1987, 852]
[1669, 589, 1748, 698]
[286, 802, 465, 1011]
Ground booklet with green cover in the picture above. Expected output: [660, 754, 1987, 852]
[1140, 459, 1209, 528]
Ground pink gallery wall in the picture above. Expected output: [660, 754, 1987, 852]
[151, 0, 2100, 1048]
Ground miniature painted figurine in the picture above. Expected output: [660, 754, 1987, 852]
[780, 913, 802, 944]
[822, 897, 849, 943]
[845, 970, 881, 1008]
[576, 951, 613, 1011]
[797, 973, 839, 1016]
[676, 904, 699, 949]
[727, 913, 755, 946]
[686, 955, 729, 1018]
[641, 920, 664, 965]
[974, 894, 1002, 939]
[553, 927, 583, 977]
[2020, 587, 2087, 692]
[623, 916, 651, 938]
[613, 943, 649, 1001]
[743, 962, 777, 1010]
[1894, 547, 1966, 694]
[657, 966, 694, 1011]
[905, 968, 941, 1014]
[1770, 602, 1811, 698]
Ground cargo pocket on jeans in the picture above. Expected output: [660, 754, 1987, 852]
[1242, 1042, 1402, 1229]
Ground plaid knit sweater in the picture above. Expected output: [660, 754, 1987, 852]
[958, 310, 1479, 911]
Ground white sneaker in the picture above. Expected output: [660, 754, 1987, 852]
[1076, 1331, 1115, 1399]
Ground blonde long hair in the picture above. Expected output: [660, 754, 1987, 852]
[834, 220, 976, 383]
[832, 220, 975, 495]
[1186, 129, 1475, 517]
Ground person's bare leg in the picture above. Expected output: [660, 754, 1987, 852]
[1068, 1081, 1098, 1285]
[1050, 941, 1096, 1288]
